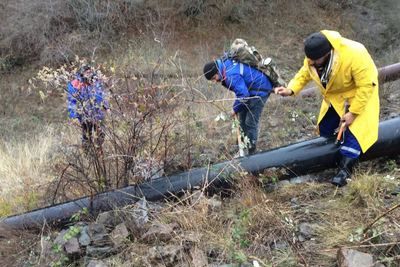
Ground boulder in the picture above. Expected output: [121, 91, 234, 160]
[65, 237, 81, 255]
[141, 222, 178, 243]
[337, 248, 374, 267]
[87, 223, 111, 246]
[111, 223, 129, 246]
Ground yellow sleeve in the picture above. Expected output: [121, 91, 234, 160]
[287, 60, 312, 95]
[348, 50, 378, 115]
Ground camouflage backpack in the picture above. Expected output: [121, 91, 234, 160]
[225, 38, 286, 88]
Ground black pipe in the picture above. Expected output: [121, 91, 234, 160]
[2, 117, 400, 230]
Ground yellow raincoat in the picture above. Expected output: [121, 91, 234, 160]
[288, 30, 379, 153]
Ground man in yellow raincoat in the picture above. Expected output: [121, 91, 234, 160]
[275, 30, 379, 187]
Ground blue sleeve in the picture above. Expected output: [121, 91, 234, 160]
[225, 74, 250, 113]
[67, 82, 78, 119]
[94, 82, 109, 109]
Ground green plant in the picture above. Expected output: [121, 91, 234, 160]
[50, 243, 69, 267]
[228, 208, 252, 263]
[63, 225, 82, 241]
[70, 207, 89, 222]
[50, 255, 69, 267]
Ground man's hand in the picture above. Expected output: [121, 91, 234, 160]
[341, 112, 357, 126]
[274, 87, 294, 96]
[230, 111, 237, 118]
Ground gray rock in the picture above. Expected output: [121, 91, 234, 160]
[148, 245, 183, 266]
[87, 260, 109, 267]
[298, 223, 315, 241]
[373, 263, 385, 267]
[96, 211, 123, 228]
[65, 237, 80, 255]
[79, 226, 91, 246]
[87, 223, 111, 246]
[290, 175, 315, 184]
[111, 223, 129, 246]
[53, 229, 69, 246]
[86, 245, 116, 258]
[337, 248, 374, 267]
[133, 197, 149, 227]
[122, 198, 150, 234]
[270, 240, 289, 250]
[141, 222, 178, 243]
[298, 234, 306, 242]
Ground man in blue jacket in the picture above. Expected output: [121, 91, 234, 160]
[203, 58, 273, 155]
[67, 65, 109, 150]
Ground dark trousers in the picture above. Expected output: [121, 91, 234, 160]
[237, 96, 268, 149]
[81, 121, 105, 148]
[319, 106, 361, 159]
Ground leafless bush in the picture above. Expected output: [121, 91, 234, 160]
[31, 56, 205, 201]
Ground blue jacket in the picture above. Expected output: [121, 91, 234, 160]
[216, 58, 273, 113]
[67, 74, 108, 122]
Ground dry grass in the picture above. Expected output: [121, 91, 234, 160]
[97, 167, 399, 266]
[0, 126, 69, 216]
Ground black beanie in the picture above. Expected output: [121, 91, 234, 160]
[203, 61, 219, 80]
[304, 32, 332, 60]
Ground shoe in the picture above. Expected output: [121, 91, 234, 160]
[248, 144, 257, 155]
[331, 156, 358, 187]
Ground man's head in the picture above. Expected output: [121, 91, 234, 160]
[304, 32, 332, 67]
[78, 65, 95, 83]
[203, 61, 220, 82]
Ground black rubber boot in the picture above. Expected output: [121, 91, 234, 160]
[248, 144, 257, 155]
[331, 156, 358, 187]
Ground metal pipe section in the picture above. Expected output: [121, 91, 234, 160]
[2, 117, 400, 230]
[378, 62, 400, 84]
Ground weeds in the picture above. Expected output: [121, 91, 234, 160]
[0, 126, 60, 215]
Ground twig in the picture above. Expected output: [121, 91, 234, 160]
[321, 241, 400, 252]
[235, 114, 245, 157]
[363, 203, 400, 234]
[377, 255, 400, 263]
[52, 163, 71, 204]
